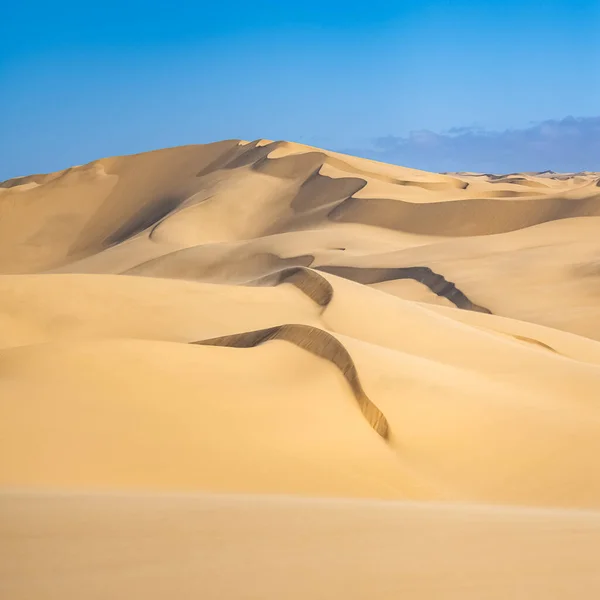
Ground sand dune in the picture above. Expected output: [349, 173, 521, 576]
[3, 492, 600, 600]
[2, 139, 600, 597]
[195, 322, 390, 440]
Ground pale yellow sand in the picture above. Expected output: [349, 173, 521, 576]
[2, 492, 600, 600]
[2, 139, 600, 597]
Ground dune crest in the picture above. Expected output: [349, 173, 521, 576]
[194, 322, 389, 440]
[2, 140, 600, 598]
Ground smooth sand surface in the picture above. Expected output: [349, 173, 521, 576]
[2, 139, 600, 597]
[3, 492, 600, 600]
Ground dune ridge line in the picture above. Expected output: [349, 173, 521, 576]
[317, 265, 492, 313]
[193, 266, 389, 440]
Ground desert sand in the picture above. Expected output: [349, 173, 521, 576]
[1, 139, 600, 598]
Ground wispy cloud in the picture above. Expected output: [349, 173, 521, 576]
[341, 116, 600, 174]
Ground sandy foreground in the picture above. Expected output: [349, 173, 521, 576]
[2, 492, 600, 600]
[1, 139, 600, 597]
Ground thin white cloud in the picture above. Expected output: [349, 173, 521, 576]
[342, 116, 600, 174]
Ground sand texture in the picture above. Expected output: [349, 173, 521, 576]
[2, 139, 600, 598]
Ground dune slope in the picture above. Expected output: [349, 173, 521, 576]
[2, 139, 600, 598]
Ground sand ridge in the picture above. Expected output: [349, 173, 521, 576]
[2, 140, 600, 598]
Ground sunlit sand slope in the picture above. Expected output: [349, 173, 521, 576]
[2, 492, 600, 600]
[2, 140, 600, 598]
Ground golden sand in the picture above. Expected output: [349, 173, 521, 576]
[2, 140, 600, 597]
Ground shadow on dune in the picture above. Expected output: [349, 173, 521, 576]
[224, 139, 471, 190]
[105, 196, 184, 247]
[193, 323, 389, 441]
[317, 265, 492, 314]
[290, 169, 367, 213]
[126, 251, 315, 284]
[512, 335, 558, 353]
[193, 266, 389, 440]
[193, 264, 492, 438]
[251, 263, 490, 314]
[329, 194, 600, 236]
[485, 175, 551, 188]
[251, 266, 334, 306]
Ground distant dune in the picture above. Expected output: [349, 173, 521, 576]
[2, 140, 600, 598]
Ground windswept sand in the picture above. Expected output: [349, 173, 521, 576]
[3, 492, 600, 600]
[2, 139, 600, 597]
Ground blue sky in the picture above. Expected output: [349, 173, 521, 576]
[1, 0, 599, 178]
